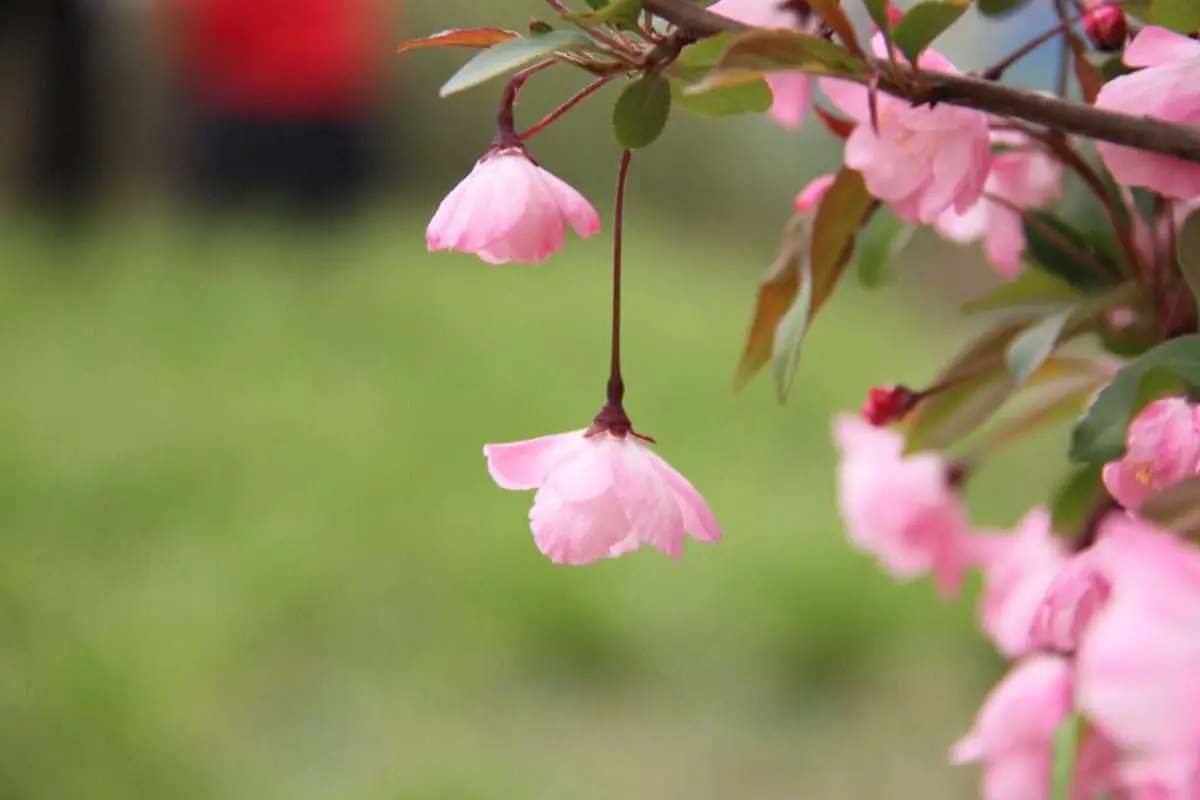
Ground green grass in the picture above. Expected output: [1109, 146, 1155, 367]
[0, 207, 1032, 798]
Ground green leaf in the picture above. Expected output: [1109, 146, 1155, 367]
[977, 0, 1034, 16]
[584, 0, 607, 8]
[1153, 0, 1200, 33]
[690, 29, 869, 90]
[891, 1, 971, 64]
[1177, 208, 1200, 314]
[852, 205, 914, 288]
[438, 30, 595, 97]
[1051, 713, 1084, 800]
[863, 0, 892, 31]
[963, 270, 1084, 313]
[572, 0, 643, 26]
[1006, 307, 1076, 384]
[612, 73, 672, 149]
[1070, 335, 1200, 463]
[670, 76, 772, 117]
[1050, 463, 1106, 534]
[1023, 211, 1121, 292]
[772, 259, 817, 403]
[1140, 475, 1200, 538]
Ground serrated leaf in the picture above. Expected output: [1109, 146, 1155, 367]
[977, 0, 1034, 16]
[1070, 335, 1200, 463]
[963, 270, 1084, 313]
[687, 29, 868, 96]
[1023, 211, 1121, 292]
[613, 73, 671, 148]
[804, 0, 865, 58]
[670, 76, 772, 117]
[1006, 307, 1077, 384]
[398, 28, 517, 54]
[1153, 0, 1200, 33]
[891, 1, 971, 64]
[438, 30, 595, 97]
[1051, 713, 1084, 800]
[853, 204, 913, 287]
[1051, 463, 1105, 535]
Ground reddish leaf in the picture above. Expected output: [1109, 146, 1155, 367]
[1066, 32, 1104, 104]
[398, 28, 517, 54]
[814, 103, 855, 139]
[810, 167, 872, 313]
[734, 216, 809, 391]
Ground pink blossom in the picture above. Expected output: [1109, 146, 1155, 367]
[821, 36, 991, 223]
[935, 132, 1063, 277]
[952, 655, 1119, 800]
[427, 148, 599, 264]
[1028, 546, 1111, 656]
[1101, 397, 1200, 510]
[483, 429, 721, 565]
[832, 415, 979, 595]
[976, 509, 1069, 658]
[1078, 515, 1200, 796]
[709, 0, 813, 128]
[794, 173, 835, 212]
[1094, 27, 1200, 199]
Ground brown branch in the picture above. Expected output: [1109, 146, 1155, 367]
[642, 0, 1200, 165]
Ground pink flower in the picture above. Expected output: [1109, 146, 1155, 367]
[1101, 397, 1200, 510]
[1094, 27, 1200, 199]
[821, 36, 991, 223]
[709, 0, 813, 128]
[483, 429, 721, 565]
[976, 509, 1068, 658]
[794, 173, 835, 212]
[952, 655, 1119, 800]
[832, 415, 978, 595]
[1078, 515, 1200, 795]
[427, 148, 600, 264]
[935, 132, 1063, 277]
[1028, 546, 1111, 656]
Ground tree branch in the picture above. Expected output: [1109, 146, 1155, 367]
[643, 0, 1200, 165]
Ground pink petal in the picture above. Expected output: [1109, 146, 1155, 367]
[1124, 25, 1200, 68]
[484, 431, 585, 490]
[649, 451, 723, 543]
[537, 166, 601, 238]
[982, 206, 1026, 278]
[611, 440, 685, 559]
[819, 77, 871, 123]
[530, 483, 631, 565]
[764, 72, 811, 129]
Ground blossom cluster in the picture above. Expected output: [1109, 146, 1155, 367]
[410, 1, 1200, 796]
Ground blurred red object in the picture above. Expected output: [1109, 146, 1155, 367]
[166, 0, 385, 118]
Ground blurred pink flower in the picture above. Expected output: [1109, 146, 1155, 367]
[1101, 397, 1200, 510]
[821, 36, 991, 223]
[976, 509, 1068, 658]
[1028, 546, 1111, 656]
[794, 173, 835, 212]
[484, 429, 721, 565]
[952, 655, 1119, 800]
[427, 148, 599, 264]
[709, 0, 813, 128]
[935, 131, 1063, 277]
[1095, 27, 1200, 199]
[832, 415, 979, 596]
[1078, 515, 1200, 796]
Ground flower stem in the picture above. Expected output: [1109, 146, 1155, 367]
[608, 149, 634, 407]
[520, 77, 613, 140]
[495, 61, 556, 145]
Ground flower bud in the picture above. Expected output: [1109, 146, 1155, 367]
[1083, 2, 1127, 52]
[861, 385, 918, 426]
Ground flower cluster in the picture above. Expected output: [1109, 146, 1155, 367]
[409, 1, 1200, 795]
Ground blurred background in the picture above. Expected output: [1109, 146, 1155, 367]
[0, 1, 1069, 798]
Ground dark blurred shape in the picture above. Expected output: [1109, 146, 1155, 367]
[3, 0, 104, 215]
[161, 0, 387, 217]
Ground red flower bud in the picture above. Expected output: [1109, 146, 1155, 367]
[1083, 2, 1127, 52]
[861, 384, 918, 427]
[886, 1, 904, 28]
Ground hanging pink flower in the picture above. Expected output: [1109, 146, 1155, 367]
[1101, 397, 1200, 510]
[484, 429, 721, 565]
[427, 148, 599, 264]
